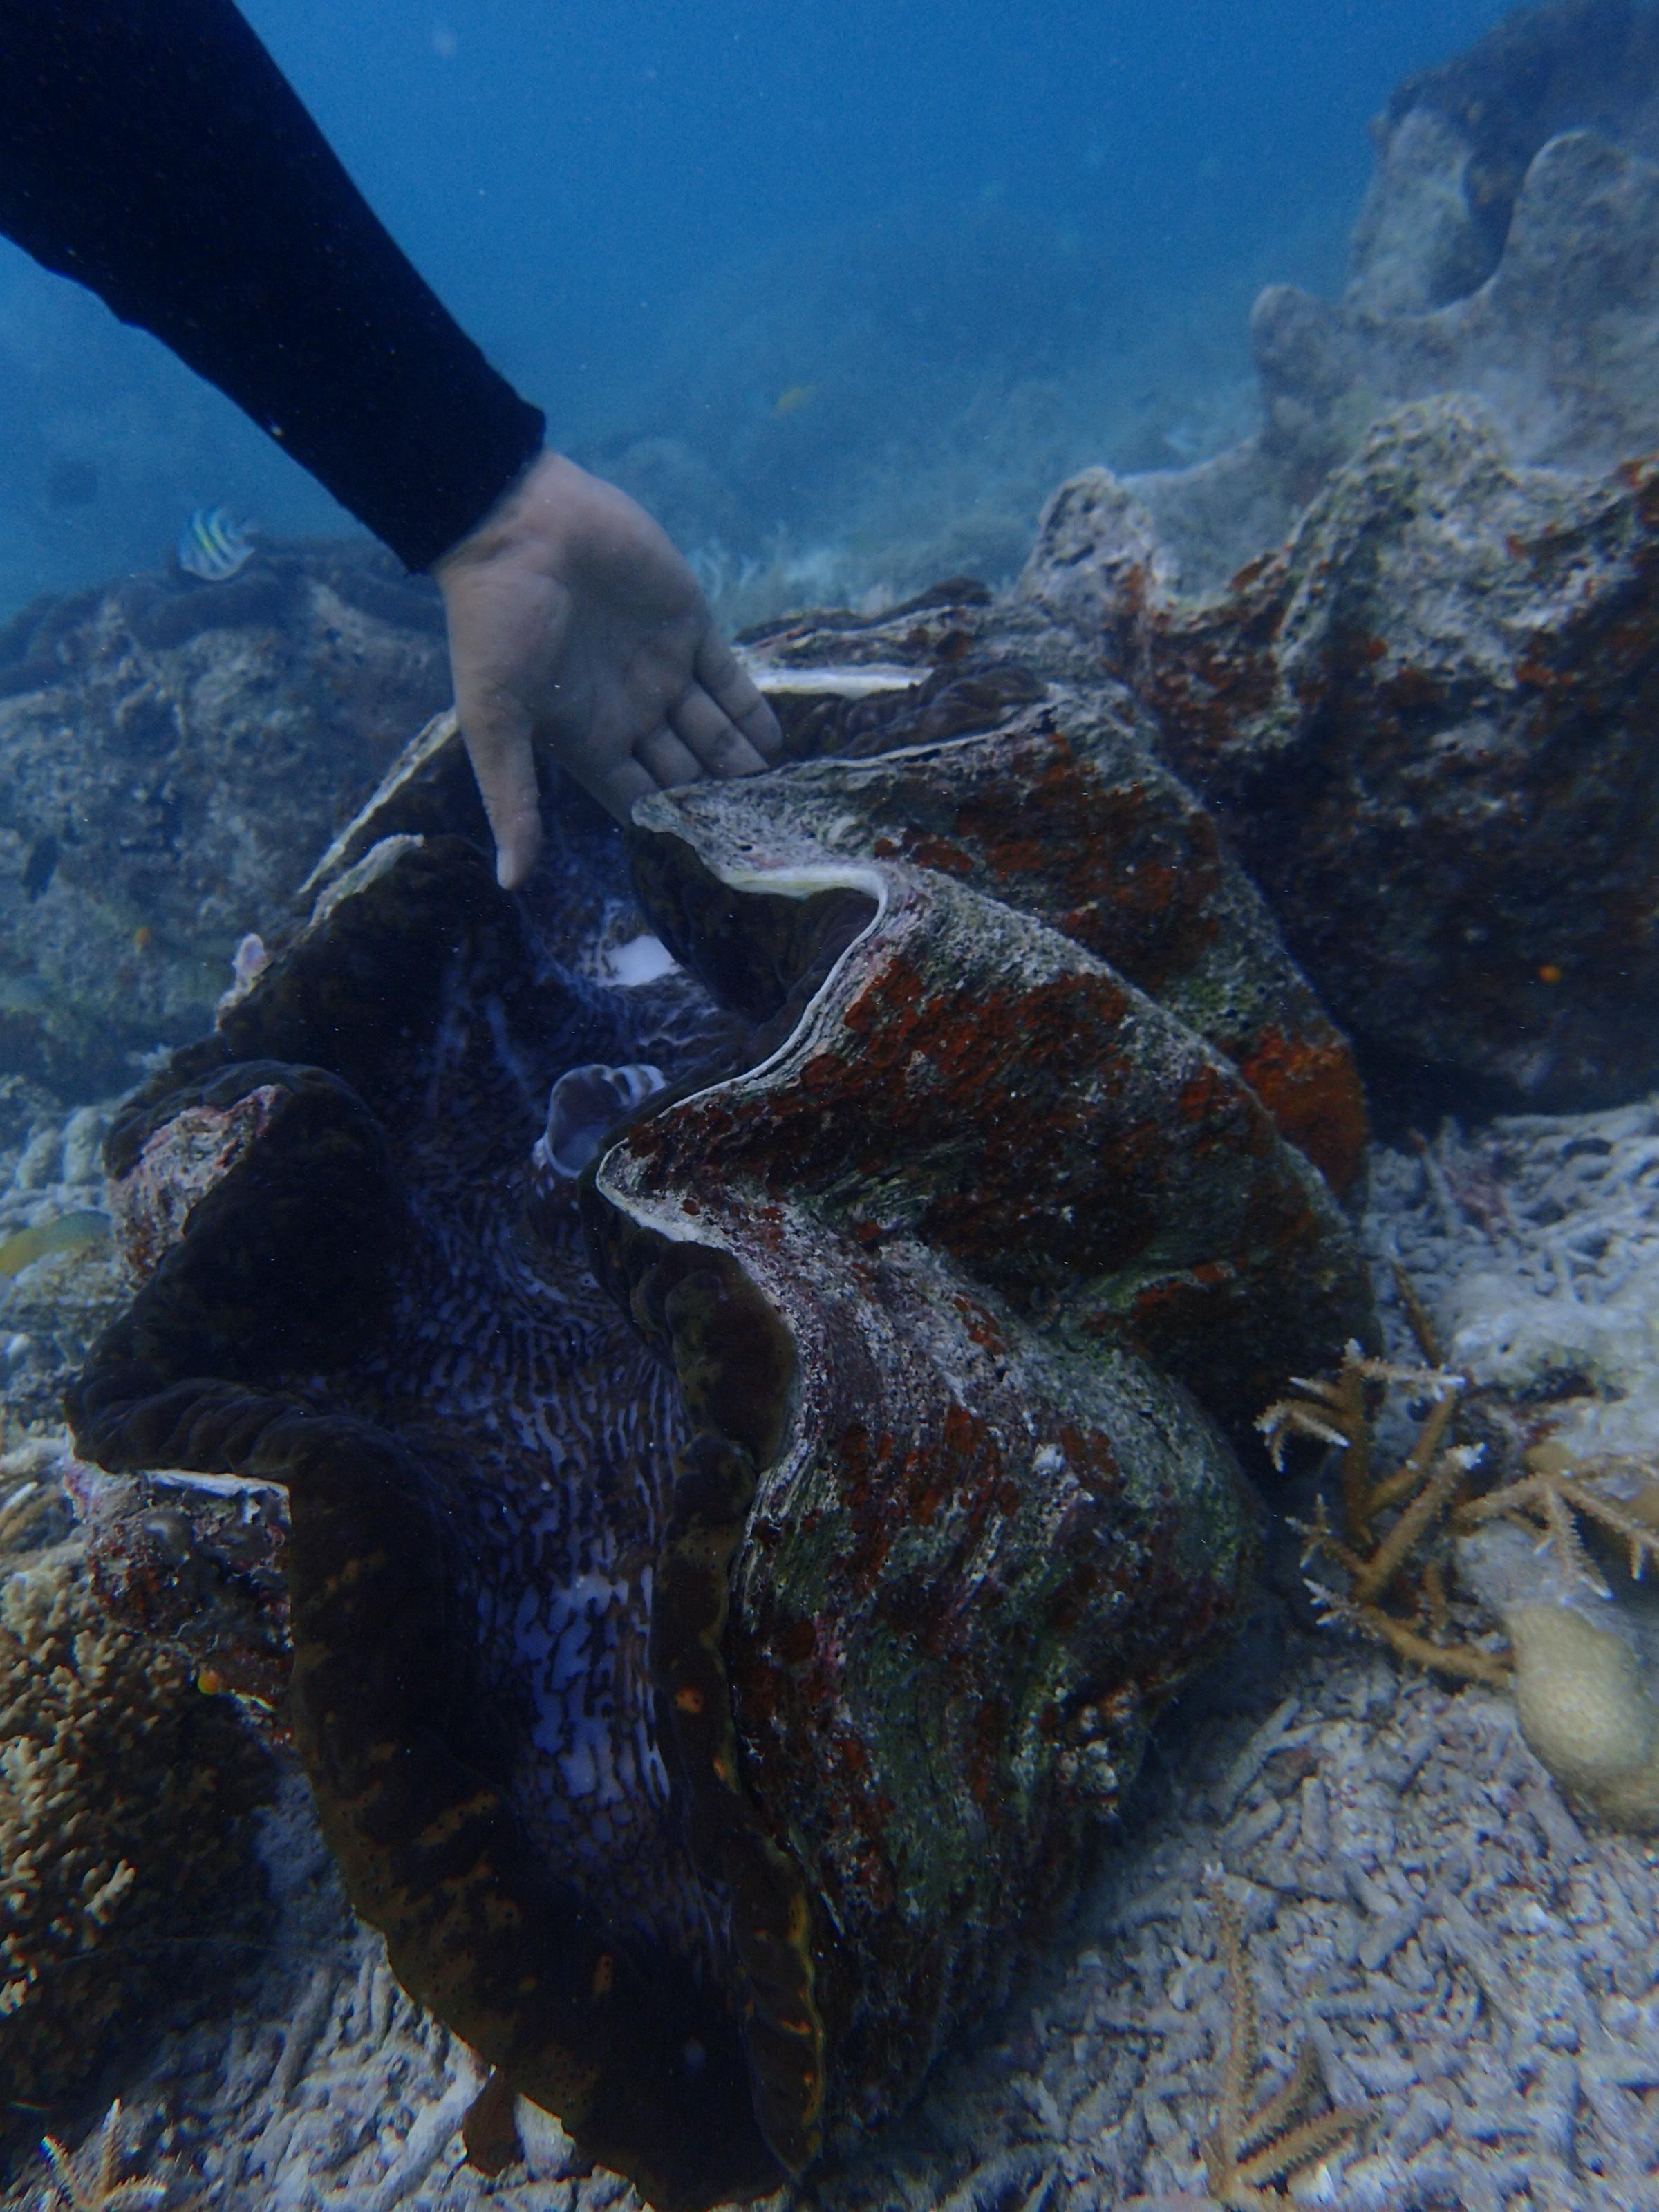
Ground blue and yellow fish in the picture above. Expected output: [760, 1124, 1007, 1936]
[176, 506, 255, 582]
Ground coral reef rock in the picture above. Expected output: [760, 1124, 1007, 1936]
[1069, 0, 1659, 594]
[1461, 1524, 1659, 1830]
[0, 1440, 274, 2136]
[1025, 398, 1659, 1116]
[66, 1459, 293, 1725]
[1013, 0, 1659, 1123]
[0, 542, 449, 1098]
[68, 666, 1371, 2209]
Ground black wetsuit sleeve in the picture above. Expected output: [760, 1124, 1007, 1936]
[0, 0, 545, 571]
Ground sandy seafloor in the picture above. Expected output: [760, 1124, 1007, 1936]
[3, 1085, 1659, 2212]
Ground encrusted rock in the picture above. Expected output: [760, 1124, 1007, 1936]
[1035, 0, 1659, 594]
[0, 1443, 274, 2135]
[1027, 397, 1659, 1115]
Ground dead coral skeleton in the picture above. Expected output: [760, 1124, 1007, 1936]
[34, 2101, 176, 2211]
[1197, 1877, 1364, 2207]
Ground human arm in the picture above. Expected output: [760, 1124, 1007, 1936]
[0, 0, 780, 868]
[0, 0, 543, 570]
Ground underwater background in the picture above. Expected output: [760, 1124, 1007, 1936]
[13, 3, 1659, 2209]
[0, 0, 1508, 620]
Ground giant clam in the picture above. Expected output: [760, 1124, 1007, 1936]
[69, 641, 1373, 2209]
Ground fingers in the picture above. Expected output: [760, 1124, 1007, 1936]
[669, 683, 778, 778]
[456, 696, 544, 890]
[633, 724, 702, 788]
[695, 630, 784, 760]
[585, 751, 661, 826]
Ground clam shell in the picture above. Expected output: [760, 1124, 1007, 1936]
[70, 675, 1371, 2207]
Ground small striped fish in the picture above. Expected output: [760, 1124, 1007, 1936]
[177, 506, 255, 582]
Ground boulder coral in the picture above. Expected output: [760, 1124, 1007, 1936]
[1507, 1602, 1659, 1830]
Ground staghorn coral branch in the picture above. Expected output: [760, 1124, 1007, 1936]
[1208, 1879, 1258, 2153]
[1457, 1465, 1659, 1597]
[1354, 1444, 1483, 1604]
[1391, 1259, 1445, 1367]
[1257, 1398, 1355, 1468]
[1364, 1388, 1469, 1520]
[1311, 1586, 1511, 1687]
[1292, 1497, 1371, 1584]
[1234, 2038, 1320, 2164]
[1199, 1877, 1365, 2209]
[38, 2100, 180, 2210]
[1422, 1556, 1451, 1635]
[1262, 1320, 1510, 1690]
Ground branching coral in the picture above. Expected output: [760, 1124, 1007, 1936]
[1259, 1346, 1505, 1685]
[1259, 1324, 1659, 1828]
[1, 1501, 274, 2135]
[35, 2101, 181, 2211]
[1457, 1437, 1659, 1600]
[1199, 1878, 1364, 2207]
[1264, 1346, 1659, 1653]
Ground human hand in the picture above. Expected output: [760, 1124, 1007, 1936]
[434, 451, 782, 888]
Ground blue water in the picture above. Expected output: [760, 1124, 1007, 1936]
[0, 0, 1510, 613]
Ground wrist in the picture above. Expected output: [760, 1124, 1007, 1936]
[434, 448, 576, 581]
